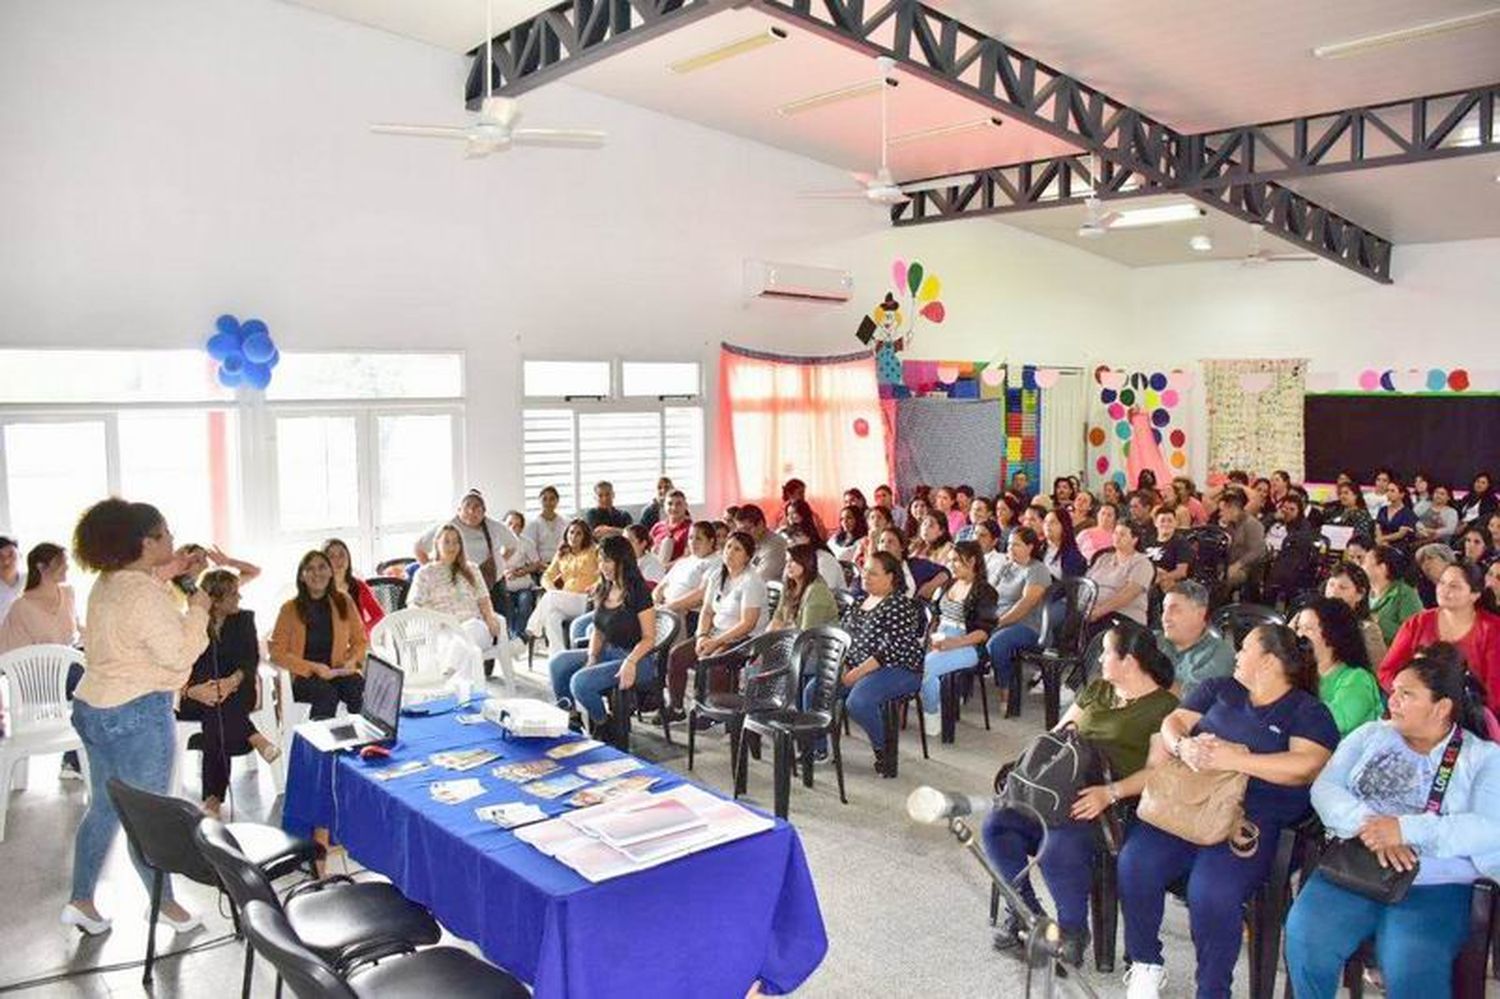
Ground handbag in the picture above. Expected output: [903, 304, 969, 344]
[1316, 727, 1463, 903]
[997, 725, 1106, 828]
[1137, 755, 1260, 857]
[477, 519, 499, 591]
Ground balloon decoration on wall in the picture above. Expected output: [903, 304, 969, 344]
[856, 259, 946, 388]
[206, 314, 280, 390]
[1088, 367, 1193, 488]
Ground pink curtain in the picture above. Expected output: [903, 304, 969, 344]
[714, 343, 891, 526]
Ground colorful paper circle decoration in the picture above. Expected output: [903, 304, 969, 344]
[206, 314, 279, 390]
[853, 417, 870, 437]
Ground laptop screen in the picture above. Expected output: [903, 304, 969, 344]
[361, 654, 405, 740]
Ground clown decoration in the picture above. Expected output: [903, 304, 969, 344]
[855, 259, 945, 387]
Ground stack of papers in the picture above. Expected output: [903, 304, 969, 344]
[493, 759, 561, 782]
[370, 760, 429, 782]
[577, 758, 642, 781]
[431, 748, 502, 771]
[568, 775, 658, 808]
[516, 785, 773, 882]
[430, 778, 487, 804]
[524, 773, 590, 799]
[546, 739, 603, 760]
[475, 802, 548, 829]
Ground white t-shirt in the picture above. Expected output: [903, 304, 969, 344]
[522, 513, 566, 563]
[816, 550, 847, 592]
[637, 552, 665, 585]
[417, 517, 519, 567]
[703, 568, 769, 637]
[499, 535, 539, 592]
[658, 553, 721, 606]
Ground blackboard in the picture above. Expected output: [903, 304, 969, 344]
[1304, 394, 1500, 484]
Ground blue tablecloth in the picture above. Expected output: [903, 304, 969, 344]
[283, 701, 827, 998]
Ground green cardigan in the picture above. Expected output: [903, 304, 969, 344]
[1370, 580, 1423, 645]
[777, 578, 839, 631]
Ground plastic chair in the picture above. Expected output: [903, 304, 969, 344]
[363, 577, 408, 615]
[737, 626, 853, 818]
[1210, 602, 1285, 651]
[0, 644, 88, 841]
[1185, 526, 1232, 603]
[370, 608, 484, 698]
[927, 585, 994, 745]
[173, 661, 287, 800]
[1009, 577, 1099, 727]
[605, 608, 682, 750]
[107, 779, 317, 988]
[876, 601, 933, 778]
[238, 900, 529, 999]
[764, 581, 783, 621]
[688, 629, 799, 775]
[196, 818, 439, 995]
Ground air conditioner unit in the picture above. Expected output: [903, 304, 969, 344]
[743, 259, 854, 302]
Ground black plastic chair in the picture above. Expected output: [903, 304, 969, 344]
[1185, 526, 1232, 604]
[106, 779, 319, 988]
[195, 818, 441, 992]
[363, 577, 408, 614]
[1339, 878, 1496, 999]
[374, 557, 414, 577]
[765, 580, 783, 621]
[688, 629, 800, 776]
[1210, 602, 1285, 651]
[927, 585, 993, 744]
[605, 608, 682, 750]
[738, 626, 853, 817]
[833, 589, 858, 616]
[877, 601, 932, 778]
[1009, 577, 1099, 727]
[238, 900, 529, 999]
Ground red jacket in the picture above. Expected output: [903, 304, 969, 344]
[352, 578, 386, 634]
[1378, 608, 1500, 708]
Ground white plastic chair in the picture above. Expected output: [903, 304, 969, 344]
[172, 660, 288, 799]
[370, 608, 486, 700]
[0, 644, 89, 841]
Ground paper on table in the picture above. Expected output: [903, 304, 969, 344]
[523, 773, 591, 800]
[546, 739, 604, 760]
[576, 757, 643, 781]
[585, 798, 704, 848]
[494, 759, 561, 782]
[430, 778, 487, 804]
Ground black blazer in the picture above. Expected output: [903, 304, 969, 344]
[179, 610, 259, 718]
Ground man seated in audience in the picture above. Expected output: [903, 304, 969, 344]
[636, 476, 673, 532]
[1264, 493, 1319, 606]
[1008, 469, 1034, 504]
[1144, 504, 1190, 597]
[1155, 580, 1235, 696]
[521, 484, 566, 565]
[733, 504, 787, 584]
[648, 489, 692, 565]
[582, 480, 632, 539]
[1126, 490, 1158, 547]
[1220, 490, 1267, 594]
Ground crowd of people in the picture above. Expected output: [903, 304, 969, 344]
[4, 463, 1499, 996]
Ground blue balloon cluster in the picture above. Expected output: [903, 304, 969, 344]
[206, 314, 279, 389]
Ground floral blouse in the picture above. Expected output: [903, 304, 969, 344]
[842, 592, 926, 674]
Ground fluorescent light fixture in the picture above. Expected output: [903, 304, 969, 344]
[1312, 7, 1500, 58]
[668, 26, 786, 74]
[1189, 234, 1214, 253]
[777, 77, 895, 116]
[889, 117, 1003, 147]
[1107, 203, 1206, 229]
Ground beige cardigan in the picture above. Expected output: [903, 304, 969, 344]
[75, 570, 208, 709]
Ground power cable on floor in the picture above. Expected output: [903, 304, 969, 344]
[0, 932, 239, 993]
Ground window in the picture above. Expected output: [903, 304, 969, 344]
[119, 411, 240, 549]
[523, 361, 610, 398]
[622, 362, 701, 397]
[266, 353, 463, 401]
[276, 416, 360, 534]
[522, 409, 577, 515]
[2, 421, 109, 553]
[0, 351, 229, 404]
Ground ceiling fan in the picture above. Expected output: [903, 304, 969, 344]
[369, 1, 606, 158]
[798, 56, 910, 206]
[1076, 155, 1122, 238]
[1241, 223, 1318, 266]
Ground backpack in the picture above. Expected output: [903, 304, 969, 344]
[995, 725, 1108, 827]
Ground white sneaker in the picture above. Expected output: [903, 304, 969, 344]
[1124, 962, 1166, 999]
[61, 904, 111, 936]
[922, 711, 942, 734]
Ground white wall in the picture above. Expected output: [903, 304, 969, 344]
[4, 0, 1497, 510]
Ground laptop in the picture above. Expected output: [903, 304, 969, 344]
[298, 654, 405, 753]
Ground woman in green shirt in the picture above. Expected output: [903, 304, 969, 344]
[1292, 596, 1381, 736]
[771, 543, 838, 632]
[1362, 545, 1424, 644]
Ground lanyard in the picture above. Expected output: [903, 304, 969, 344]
[1425, 727, 1464, 814]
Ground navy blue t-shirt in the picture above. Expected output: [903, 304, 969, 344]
[1183, 676, 1339, 828]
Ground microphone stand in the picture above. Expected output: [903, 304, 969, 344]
[948, 817, 1099, 999]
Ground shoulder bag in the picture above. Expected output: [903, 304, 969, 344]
[1137, 754, 1260, 857]
[477, 518, 500, 591]
[997, 725, 1107, 828]
[1316, 727, 1462, 904]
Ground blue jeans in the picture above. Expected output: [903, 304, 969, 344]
[983, 809, 1099, 933]
[62, 660, 84, 772]
[1118, 821, 1280, 998]
[986, 624, 1040, 685]
[920, 624, 978, 713]
[548, 644, 656, 721]
[498, 586, 536, 641]
[1285, 872, 1473, 999]
[844, 666, 921, 750]
[70, 691, 178, 902]
[569, 611, 595, 647]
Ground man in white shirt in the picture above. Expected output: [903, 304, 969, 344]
[520, 485, 566, 567]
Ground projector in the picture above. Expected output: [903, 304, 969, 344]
[481, 698, 571, 739]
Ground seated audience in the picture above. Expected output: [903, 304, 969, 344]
[636, 476, 673, 532]
[652, 520, 720, 628]
[1458, 471, 1495, 525]
[918, 542, 998, 733]
[1415, 541, 1457, 607]
[931, 485, 964, 537]
[1363, 545, 1424, 644]
[270, 550, 367, 721]
[494, 512, 540, 648]
[582, 480, 632, 538]
[624, 525, 665, 584]
[1101, 479, 1127, 509]
[873, 484, 899, 527]
[910, 513, 955, 568]
[322, 538, 383, 634]
[0, 542, 79, 653]
[842, 487, 868, 515]
[1293, 597, 1381, 736]
[819, 550, 925, 775]
[955, 494, 992, 543]
[906, 495, 932, 535]
[1156, 580, 1235, 696]
[1286, 646, 1500, 999]
[995, 491, 1022, 544]
[1077, 501, 1118, 562]
[409, 525, 507, 657]
[1126, 491, 1158, 545]
[1050, 476, 1077, 514]
[1072, 490, 1098, 531]
[1416, 482, 1460, 541]
[778, 498, 816, 544]
[1323, 562, 1388, 665]
[1325, 480, 1375, 538]
[0, 535, 20, 621]
[546, 535, 656, 740]
[1219, 490, 1267, 593]
[1143, 505, 1190, 596]
[414, 489, 519, 593]
[1380, 563, 1500, 712]
[973, 519, 1007, 589]
[984, 527, 1051, 693]
[167, 543, 261, 594]
[521, 485, 567, 563]
[1411, 472, 1434, 519]
[1171, 476, 1208, 526]
[771, 543, 839, 632]
[1489, 511, 1500, 552]
[1375, 481, 1419, 547]
[1264, 494, 1320, 605]
[828, 504, 867, 563]
[1088, 522, 1155, 628]
[1118, 624, 1337, 999]
[664, 531, 767, 718]
[785, 522, 846, 593]
[648, 490, 692, 564]
[1041, 507, 1087, 580]
[176, 569, 279, 816]
[1010, 469, 1035, 504]
[1457, 524, 1493, 567]
[525, 519, 600, 651]
[1364, 468, 1394, 515]
[734, 504, 788, 584]
[986, 625, 1178, 964]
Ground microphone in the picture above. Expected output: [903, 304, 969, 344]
[906, 785, 996, 824]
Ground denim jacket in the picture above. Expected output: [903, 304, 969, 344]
[1311, 720, 1500, 884]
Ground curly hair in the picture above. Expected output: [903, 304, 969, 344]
[1297, 597, 1372, 671]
